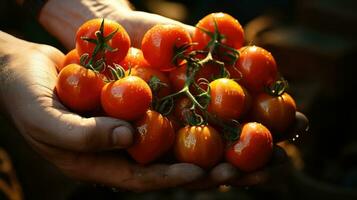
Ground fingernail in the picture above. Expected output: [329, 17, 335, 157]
[112, 126, 133, 148]
[168, 163, 204, 182]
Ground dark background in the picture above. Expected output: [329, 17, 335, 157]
[1, 0, 357, 199]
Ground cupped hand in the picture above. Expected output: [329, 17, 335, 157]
[0, 31, 204, 192]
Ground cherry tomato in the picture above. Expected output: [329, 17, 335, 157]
[101, 76, 152, 121]
[251, 92, 296, 134]
[76, 18, 130, 66]
[119, 47, 150, 70]
[169, 62, 221, 92]
[59, 49, 80, 72]
[235, 46, 278, 93]
[193, 12, 244, 55]
[127, 66, 171, 98]
[226, 122, 273, 172]
[174, 125, 224, 168]
[208, 78, 246, 120]
[141, 24, 192, 71]
[56, 64, 105, 112]
[128, 110, 175, 164]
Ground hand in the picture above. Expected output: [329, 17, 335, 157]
[39, 0, 194, 49]
[186, 112, 309, 189]
[0, 31, 204, 192]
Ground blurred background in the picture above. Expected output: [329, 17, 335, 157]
[1, 0, 357, 199]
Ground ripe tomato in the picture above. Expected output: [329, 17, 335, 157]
[101, 76, 152, 121]
[192, 12, 244, 54]
[119, 47, 150, 70]
[59, 49, 80, 72]
[235, 46, 278, 93]
[251, 92, 296, 134]
[226, 122, 273, 172]
[128, 110, 175, 164]
[208, 78, 246, 120]
[174, 125, 224, 168]
[76, 18, 130, 66]
[56, 64, 105, 112]
[141, 24, 192, 71]
[127, 66, 171, 98]
[169, 62, 221, 92]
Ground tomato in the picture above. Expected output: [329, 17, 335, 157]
[56, 64, 105, 112]
[101, 76, 152, 121]
[127, 66, 171, 98]
[226, 122, 273, 172]
[119, 47, 150, 70]
[128, 110, 175, 164]
[75, 18, 130, 66]
[59, 49, 80, 72]
[235, 46, 278, 93]
[250, 92, 296, 134]
[192, 12, 244, 57]
[174, 125, 224, 168]
[208, 78, 246, 120]
[141, 24, 192, 71]
[169, 62, 221, 92]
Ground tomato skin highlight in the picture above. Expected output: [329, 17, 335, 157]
[56, 64, 105, 112]
[75, 18, 130, 66]
[128, 110, 175, 164]
[174, 125, 224, 169]
[141, 24, 192, 71]
[226, 122, 273, 172]
[251, 92, 296, 134]
[59, 49, 80, 72]
[193, 12, 244, 52]
[235, 46, 278, 93]
[101, 76, 152, 121]
[208, 78, 246, 120]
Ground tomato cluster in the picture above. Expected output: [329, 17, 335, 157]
[56, 14, 300, 173]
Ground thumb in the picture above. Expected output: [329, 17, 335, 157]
[20, 104, 135, 152]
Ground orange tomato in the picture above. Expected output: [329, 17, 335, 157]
[128, 110, 175, 164]
[174, 125, 224, 168]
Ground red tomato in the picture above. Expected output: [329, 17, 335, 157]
[169, 62, 221, 92]
[251, 92, 296, 134]
[235, 46, 278, 93]
[127, 66, 171, 98]
[208, 78, 246, 120]
[101, 76, 152, 121]
[174, 125, 224, 168]
[193, 12, 244, 55]
[119, 47, 150, 70]
[226, 122, 273, 172]
[56, 64, 105, 112]
[75, 18, 130, 66]
[141, 24, 192, 71]
[59, 49, 80, 72]
[128, 110, 175, 164]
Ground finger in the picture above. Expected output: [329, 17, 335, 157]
[229, 145, 288, 186]
[186, 163, 240, 190]
[20, 95, 134, 152]
[26, 136, 204, 192]
[274, 111, 309, 142]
